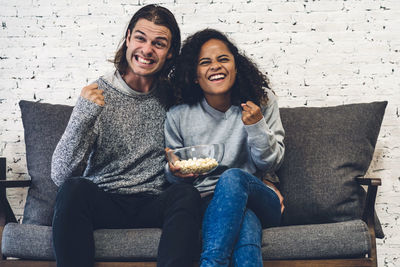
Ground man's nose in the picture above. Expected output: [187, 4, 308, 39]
[142, 42, 153, 57]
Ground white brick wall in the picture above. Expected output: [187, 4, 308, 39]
[1, 0, 399, 265]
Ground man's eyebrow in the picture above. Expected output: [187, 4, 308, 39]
[134, 30, 168, 42]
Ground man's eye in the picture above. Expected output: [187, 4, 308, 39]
[220, 58, 229, 62]
[155, 42, 167, 48]
[135, 36, 145, 41]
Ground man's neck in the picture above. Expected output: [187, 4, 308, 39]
[121, 70, 156, 93]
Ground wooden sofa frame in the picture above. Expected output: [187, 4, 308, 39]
[0, 157, 380, 267]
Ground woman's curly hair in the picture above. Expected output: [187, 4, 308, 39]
[170, 29, 271, 106]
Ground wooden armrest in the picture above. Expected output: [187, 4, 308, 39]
[355, 177, 381, 186]
[0, 158, 26, 225]
[0, 179, 32, 188]
[355, 177, 380, 228]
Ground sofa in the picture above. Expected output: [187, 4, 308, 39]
[0, 100, 387, 267]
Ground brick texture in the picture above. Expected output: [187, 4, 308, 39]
[1, 0, 399, 265]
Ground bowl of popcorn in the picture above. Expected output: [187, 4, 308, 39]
[167, 144, 224, 175]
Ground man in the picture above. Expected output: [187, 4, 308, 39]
[51, 5, 201, 267]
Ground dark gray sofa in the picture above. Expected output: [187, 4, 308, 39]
[0, 100, 387, 267]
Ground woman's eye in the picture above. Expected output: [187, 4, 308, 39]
[220, 58, 229, 62]
[199, 61, 210, 65]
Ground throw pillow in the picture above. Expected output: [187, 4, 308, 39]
[277, 101, 387, 238]
[19, 100, 73, 226]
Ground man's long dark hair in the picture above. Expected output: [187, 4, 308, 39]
[112, 4, 181, 81]
[170, 29, 270, 106]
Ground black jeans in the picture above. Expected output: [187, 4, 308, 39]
[52, 178, 201, 267]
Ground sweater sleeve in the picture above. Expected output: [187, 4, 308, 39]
[164, 108, 194, 184]
[51, 96, 103, 186]
[244, 94, 285, 172]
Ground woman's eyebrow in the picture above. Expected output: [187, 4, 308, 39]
[199, 57, 211, 62]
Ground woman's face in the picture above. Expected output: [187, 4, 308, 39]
[195, 39, 236, 98]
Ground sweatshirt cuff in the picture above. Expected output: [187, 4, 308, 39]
[244, 118, 271, 148]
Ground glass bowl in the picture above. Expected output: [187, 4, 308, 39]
[167, 144, 224, 175]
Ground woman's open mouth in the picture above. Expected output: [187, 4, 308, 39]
[208, 73, 226, 81]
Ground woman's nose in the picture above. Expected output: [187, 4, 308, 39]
[210, 62, 221, 71]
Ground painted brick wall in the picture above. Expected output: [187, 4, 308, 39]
[1, 0, 399, 265]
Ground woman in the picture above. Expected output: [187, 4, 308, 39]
[165, 29, 285, 267]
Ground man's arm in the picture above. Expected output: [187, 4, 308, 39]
[51, 84, 104, 186]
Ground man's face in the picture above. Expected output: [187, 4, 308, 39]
[125, 18, 172, 78]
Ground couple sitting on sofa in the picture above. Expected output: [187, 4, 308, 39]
[51, 4, 285, 267]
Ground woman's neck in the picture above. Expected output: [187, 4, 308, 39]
[204, 94, 232, 113]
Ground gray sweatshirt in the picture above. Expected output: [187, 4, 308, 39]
[164, 90, 285, 194]
[51, 72, 170, 195]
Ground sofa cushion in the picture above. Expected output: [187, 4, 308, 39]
[2, 220, 370, 260]
[19, 100, 73, 226]
[261, 220, 371, 260]
[277, 101, 387, 238]
[1, 223, 162, 261]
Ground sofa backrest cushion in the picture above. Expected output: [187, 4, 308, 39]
[277, 101, 387, 238]
[19, 100, 73, 226]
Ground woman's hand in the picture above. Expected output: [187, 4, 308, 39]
[241, 101, 263, 125]
[165, 148, 198, 179]
[80, 83, 105, 106]
[263, 180, 285, 214]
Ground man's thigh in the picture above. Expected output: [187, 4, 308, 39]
[130, 183, 201, 228]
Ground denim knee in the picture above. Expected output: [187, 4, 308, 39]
[216, 168, 248, 191]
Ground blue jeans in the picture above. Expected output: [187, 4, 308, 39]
[200, 168, 281, 267]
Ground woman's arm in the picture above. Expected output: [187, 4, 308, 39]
[164, 109, 197, 183]
[244, 94, 285, 172]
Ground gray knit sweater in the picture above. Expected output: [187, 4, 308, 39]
[51, 72, 170, 195]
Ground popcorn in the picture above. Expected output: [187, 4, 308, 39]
[174, 157, 218, 174]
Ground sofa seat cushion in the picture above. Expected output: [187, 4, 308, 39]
[2, 220, 370, 261]
[261, 220, 371, 260]
[2, 223, 162, 261]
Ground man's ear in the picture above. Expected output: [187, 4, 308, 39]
[167, 51, 173, 60]
[126, 29, 131, 47]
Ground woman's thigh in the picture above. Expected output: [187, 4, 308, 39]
[218, 169, 281, 228]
